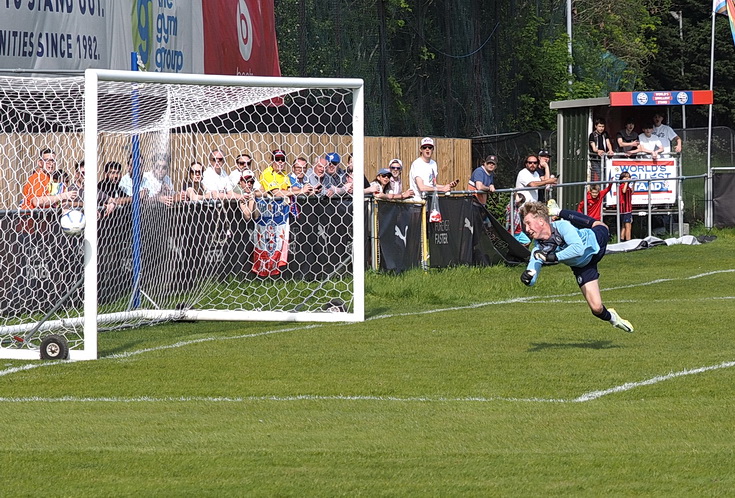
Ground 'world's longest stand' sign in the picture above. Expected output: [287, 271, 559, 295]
[609, 90, 713, 107]
[604, 156, 680, 206]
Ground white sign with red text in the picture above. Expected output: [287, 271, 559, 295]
[605, 157, 679, 206]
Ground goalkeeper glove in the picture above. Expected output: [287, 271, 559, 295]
[534, 251, 558, 264]
[520, 269, 536, 286]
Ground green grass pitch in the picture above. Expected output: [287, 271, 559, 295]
[1, 229, 734, 495]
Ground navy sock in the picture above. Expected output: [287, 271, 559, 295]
[559, 209, 597, 229]
[592, 305, 612, 322]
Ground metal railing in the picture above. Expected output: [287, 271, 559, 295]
[414, 174, 705, 242]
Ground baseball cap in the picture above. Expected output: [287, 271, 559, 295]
[325, 152, 341, 164]
[538, 149, 550, 157]
[485, 155, 498, 164]
[389, 158, 403, 169]
[420, 137, 434, 148]
[272, 149, 286, 159]
[377, 168, 391, 176]
[241, 169, 255, 180]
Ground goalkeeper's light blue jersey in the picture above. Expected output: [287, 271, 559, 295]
[525, 220, 601, 286]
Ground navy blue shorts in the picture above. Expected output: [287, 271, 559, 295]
[621, 212, 633, 224]
[571, 225, 609, 287]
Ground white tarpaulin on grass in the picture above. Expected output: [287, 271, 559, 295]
[606, 235, 707, 254]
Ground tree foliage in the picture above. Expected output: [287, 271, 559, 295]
[274, 0, 735, 136]
[644, 0, 735, 128]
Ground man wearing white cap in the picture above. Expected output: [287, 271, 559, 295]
[387, 158, 404, 195]
[408, 137, 458, 202]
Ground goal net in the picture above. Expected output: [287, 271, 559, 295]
[0, 70, 365, 361]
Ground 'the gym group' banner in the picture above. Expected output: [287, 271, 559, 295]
[0, 0, 280, 76]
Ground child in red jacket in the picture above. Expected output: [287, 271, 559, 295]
[576, 183, 612, 221]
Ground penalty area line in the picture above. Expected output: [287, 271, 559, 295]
[574, 359, 735, 402]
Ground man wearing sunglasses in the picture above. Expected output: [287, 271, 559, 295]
[514, 153, 557, 204]
[229, 153, 256, 188]
[202, 149, 235, 198]
[259, 149, 292, 201]
[387, 158, 404, 195]
[408, 137, 459, 202]
[22, 148, 78, 210]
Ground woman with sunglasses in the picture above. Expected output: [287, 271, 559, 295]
[182, 161, 207, 201]
[370, 168, 414, 200]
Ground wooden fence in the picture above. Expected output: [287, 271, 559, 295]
[0, 134, 472, 209]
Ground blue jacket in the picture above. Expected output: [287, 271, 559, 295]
[525, 220, 600, 286]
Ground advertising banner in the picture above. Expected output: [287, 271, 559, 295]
[605, 157, 679, 206]
[0, 0, 280, 76]
[202, 0, 280, 76]
[376, 201, 423, 273]
[713, 172, 735, 228]
[609, 91, 713, 106]
[427, 197, 474, 268]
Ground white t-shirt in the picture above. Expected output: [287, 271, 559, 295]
[652, 124, 678, 153]
[141, 172, 173, 196]
[638, 133, 664, 155]
[202, 167, 234, 193]
[515, 168, 540, 203]
[409, 158, 437, 201]
[118, 174, 137, 196]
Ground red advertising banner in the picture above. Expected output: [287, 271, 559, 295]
[202, 0, 281, 76]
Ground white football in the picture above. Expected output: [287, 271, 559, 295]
[60, 209, 86, 236]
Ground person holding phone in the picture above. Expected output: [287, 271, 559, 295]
[408, 137, 459, 202]
[515, 153, 557, 204]
[304, 156, 329, 196]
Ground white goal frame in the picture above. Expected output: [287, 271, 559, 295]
[0, 69, 365, 361]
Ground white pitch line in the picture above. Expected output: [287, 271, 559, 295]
[1, 357, 734, 405]
[573, 360, 735, 402]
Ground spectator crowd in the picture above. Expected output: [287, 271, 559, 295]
[20, 112, 681, 245]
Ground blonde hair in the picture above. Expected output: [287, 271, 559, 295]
[518, 201, 549, 220]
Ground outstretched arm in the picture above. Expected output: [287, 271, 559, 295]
[521, 251, 543, 286]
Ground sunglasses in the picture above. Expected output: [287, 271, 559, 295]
[275, 158, 286, 162]
[390, 166, 402, 170]
[237, 160, 251, 166]
[526, 161, 539, 165]
[421, 145, 434, 150]
[190, 169, 202, 174]
[379, 173, 391, 178]
[211, 157, 225, 163]
[241, 178, 255, 184]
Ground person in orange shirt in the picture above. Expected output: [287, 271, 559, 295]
[21, 148, 78, 210]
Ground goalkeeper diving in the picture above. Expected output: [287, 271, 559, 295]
[519, 199, 634, 333]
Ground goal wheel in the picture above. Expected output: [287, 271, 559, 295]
[40, 335, 69, 360]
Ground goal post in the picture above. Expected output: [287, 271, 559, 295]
[0, 69, 365, 361]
